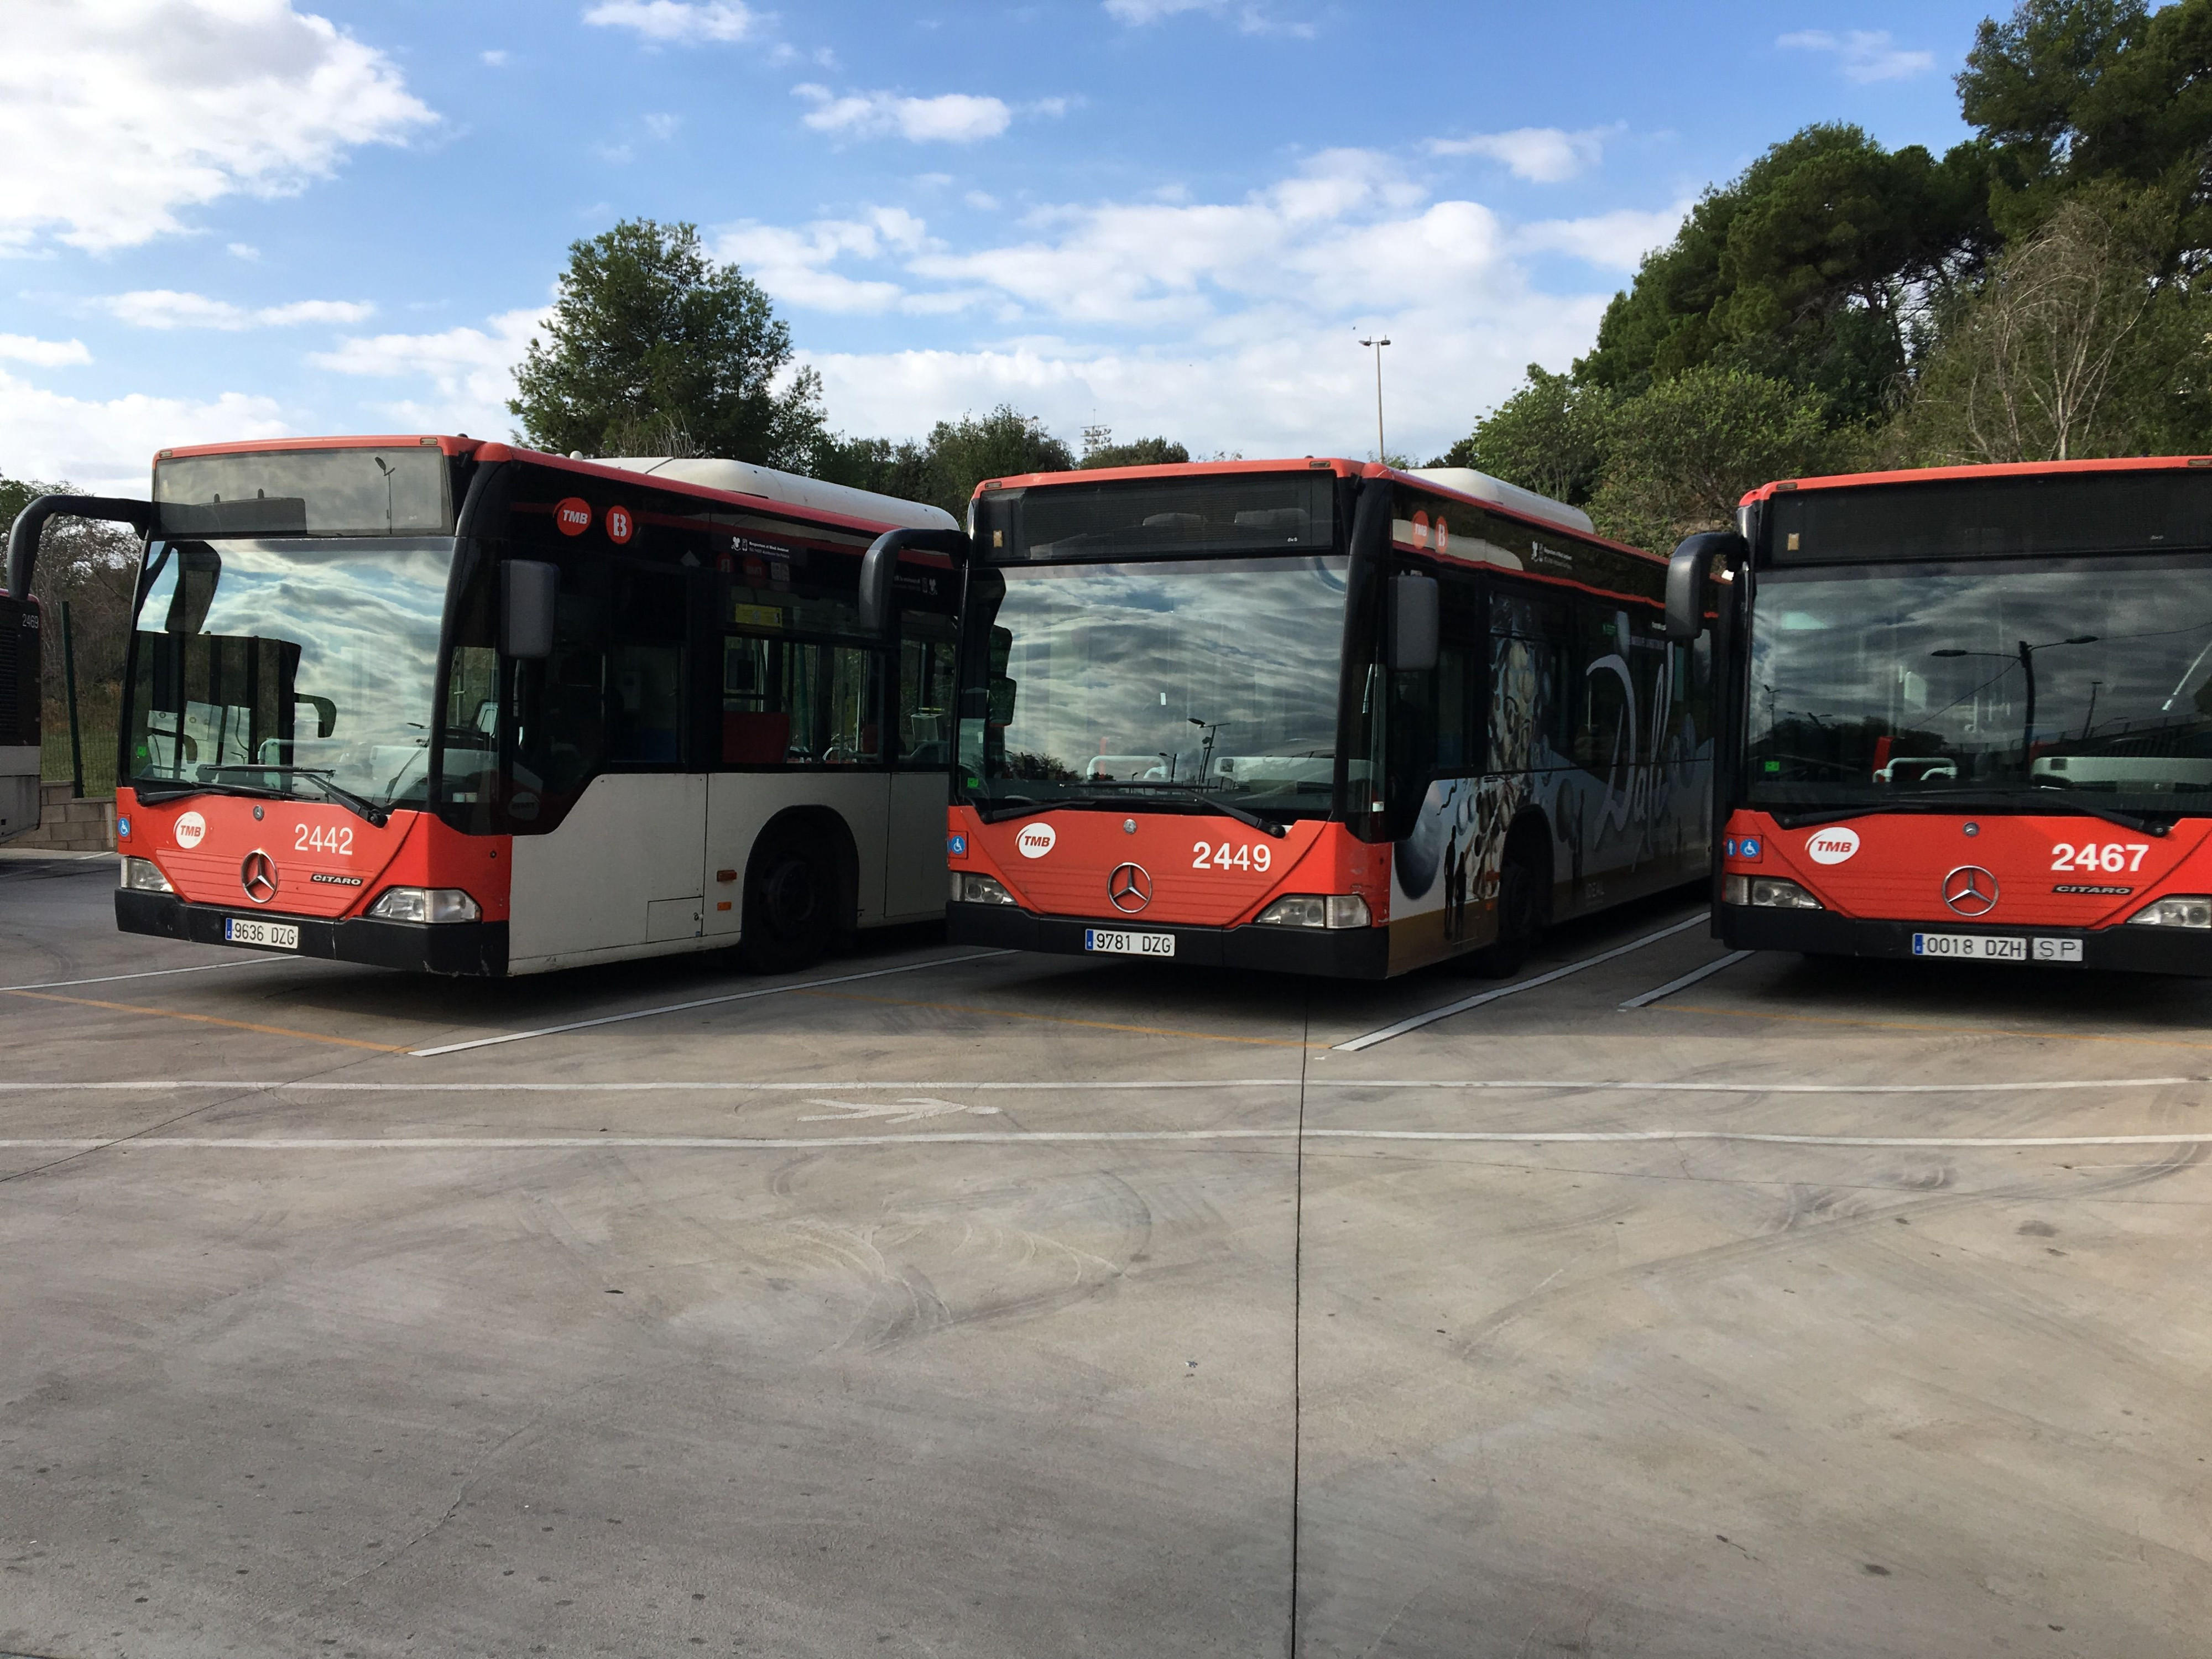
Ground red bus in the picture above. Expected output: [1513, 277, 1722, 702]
[4, 437, 964, 974]
[942, 459, 1713, 977]
[1666, 456, 2212, 971]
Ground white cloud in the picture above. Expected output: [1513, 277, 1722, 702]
[0, 0, 435, 253]
[228, 241, 262, 260]
[1102, 0, 1314, 35]
[309, 308, 547, 436]
[1515, 204, 1688, 273]
[0, 367, 289, 496]
[481, 49, 508, 66]
[1777, 29, 1935, 83]
[644, 112, 680, 139]
[0, 335, 92, 367]
[794, 85, 1013, 144]
[581, 2, 759, 43]
[728, 149, 1673, 460]
[1428, 125, 1616, 184]
[98, 290, 375, 330]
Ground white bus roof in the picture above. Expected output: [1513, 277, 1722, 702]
[601, 456, 959, 533]
[1405, 467, 1595, 536]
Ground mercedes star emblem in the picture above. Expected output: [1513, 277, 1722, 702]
[240, 850, 280, 905]
[1942, 864, 1999, 917]
[1107, 862, 1152, 913]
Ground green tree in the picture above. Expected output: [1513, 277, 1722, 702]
[1436, 366, 1613, 506]
[917, 406, 1074, 518]
[1578, 124, 1992, 422]
[1078, 436, 1190, 469]
[4, 474, 140, 787]
[1588, 367, 1848, 550]
[510, 219, 826, 467]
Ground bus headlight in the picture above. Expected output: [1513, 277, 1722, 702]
[2126, 895, 2212, 928]
[1255, 894, 1372, 929]
[952, 873, 1016, 906]
[366, 887, 482, 924]
[1723, 874, 1823, 909]
[119, 856, 173, 893]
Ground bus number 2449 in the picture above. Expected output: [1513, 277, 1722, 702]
[1194, 841, 1273, 872]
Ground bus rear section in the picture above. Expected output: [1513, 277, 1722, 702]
[105, 436, 961, 975]
[946, 459, 1711, 978]
[0, 592, 39, 842]
[1672, 456, 2212, 974]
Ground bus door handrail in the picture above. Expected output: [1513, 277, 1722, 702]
[7, 493, 154, 598]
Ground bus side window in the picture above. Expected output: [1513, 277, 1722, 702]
[1575, 602, 1635, 775]
[722, 636, 883, 765]
[897, 610, 957, 766]
[604, 565, 687, 766]
[1489, 588, 1569, 773]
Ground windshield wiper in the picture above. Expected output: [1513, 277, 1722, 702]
[973, 787, 1287, 836]
[1770, 794, 2172, 837]
[200, 764, 390, 827]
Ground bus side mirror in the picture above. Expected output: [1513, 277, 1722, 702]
[859, 528, 972, 634]
[1387, 573, 1439, 672]
[987, 676, 1017, 725]
[501, 560, 559, 660]
[294, 693, 336, 738]
[1666, 531, 1745, 641]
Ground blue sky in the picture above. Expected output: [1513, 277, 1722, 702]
[5, 0, 2007, 494]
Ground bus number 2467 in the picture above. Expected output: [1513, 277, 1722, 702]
[2051, 842, 2148, 873]
[1194, 841, 1272, 872]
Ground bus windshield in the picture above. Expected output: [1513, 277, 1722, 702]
[1747, 555, 2212, 811]
[123, 536, 459, 812]
[958, 555, 1350, 820]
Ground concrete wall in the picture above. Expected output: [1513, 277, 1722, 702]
[3, 782, 116, 852]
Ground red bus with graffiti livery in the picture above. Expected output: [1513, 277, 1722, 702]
[3, 437, 964, 975]
[942, 460, 1712, 977]
[1666, 456, 2212, 972]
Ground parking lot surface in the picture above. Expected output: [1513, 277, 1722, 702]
[4, 849, 2211, 1657]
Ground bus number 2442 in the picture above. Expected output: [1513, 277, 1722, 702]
[1194, 841, 1272, 872]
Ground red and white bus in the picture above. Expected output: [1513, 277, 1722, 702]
[1667, 456, 2212, 972]
[2, 437, 964, 974]
[943, 459, 1712, 977]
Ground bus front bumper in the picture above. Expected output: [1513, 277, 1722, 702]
[116, 889, 509, 977]
[1717, 904, 2212, 975]
[946, 899, 1392, 978]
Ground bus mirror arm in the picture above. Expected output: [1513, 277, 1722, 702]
[7, 493, 154, 599]
[500, 560, 559, 660]
[858, 528, 973, 635]
[1666, 530, 1746, 641]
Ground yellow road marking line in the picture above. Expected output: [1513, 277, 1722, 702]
[1658, 1000, 2212, 1053]
[795, 988, 1331, 1049]
[0, 988, 413, 1053]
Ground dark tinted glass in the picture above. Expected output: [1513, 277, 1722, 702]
[1767, 471, 2212, 565]
[155, 448, 452, 538]
[980, 472, 1337, 561]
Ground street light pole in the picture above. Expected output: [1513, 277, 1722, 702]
[1358, 333, 1391, 461]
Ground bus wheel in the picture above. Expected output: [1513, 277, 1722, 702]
[1463, 841, 1546, 978]
[739, 829, 836, 972]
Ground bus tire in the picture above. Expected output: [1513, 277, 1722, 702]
[738, 825, 837, 973]
[1463, 827, 1549, 979]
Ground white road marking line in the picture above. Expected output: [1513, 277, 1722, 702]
[0, 1075, 2193, 1095]
[0, 958, 273, 993]
[797, 1097, 1003, 1122]
[1332, 914, 1710, 1051]
[405, 950, 1020, 1057]
[1618, 950, 1757, 1010]
[3, 1128, 2210, 1152]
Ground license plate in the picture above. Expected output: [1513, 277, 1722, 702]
[1084, 927, 1176, 957]
[224, 917, 299, 951]
[1912, 932, 2081, 963]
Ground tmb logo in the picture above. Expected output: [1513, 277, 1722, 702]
[554, 497, 592, 536]
[174, 810, 207, 849]
[1016, 823, 1057, 859]
[1804, 826, 1860, 865]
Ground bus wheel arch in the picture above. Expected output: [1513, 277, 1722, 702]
[1465, 811, 1553, 978]
[738, 806, 859, 972]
